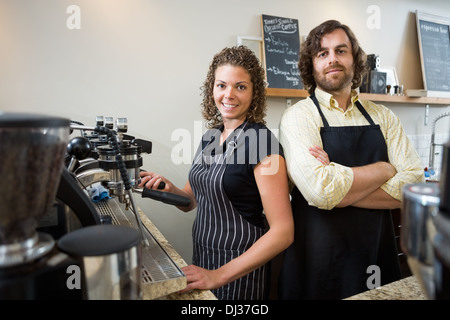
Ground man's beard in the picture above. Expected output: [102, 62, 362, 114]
[314, 65, 354, 92]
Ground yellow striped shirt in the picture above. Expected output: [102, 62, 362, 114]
[279, 88, 424, 210]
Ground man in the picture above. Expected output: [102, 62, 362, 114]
[278, 20, 424, 299]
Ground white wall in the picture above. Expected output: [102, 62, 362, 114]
[0, 0, 449, 262]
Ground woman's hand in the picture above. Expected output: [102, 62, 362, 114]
[139, 171, 197, 212]
[178, 265, 222, 294]
[309, 145, 330, 165]
[139, 171, 172, 191]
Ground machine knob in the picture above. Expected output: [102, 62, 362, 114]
[67, 136, 92, 160]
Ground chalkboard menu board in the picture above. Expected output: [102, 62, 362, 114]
[416, 11, 450, 92]
[261, 14, 302, 90]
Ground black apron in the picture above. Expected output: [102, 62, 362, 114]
[278, 95, 401, 300]
[189, 121, 268, 300]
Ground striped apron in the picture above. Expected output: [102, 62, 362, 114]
[188, 121, 268, 300]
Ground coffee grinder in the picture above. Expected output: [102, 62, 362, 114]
[0, 112, 82, 299]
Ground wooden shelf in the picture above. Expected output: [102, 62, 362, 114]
[266, 88, 308, 98]
[266, 88, 450, 105]
[358, 93, 450, 105]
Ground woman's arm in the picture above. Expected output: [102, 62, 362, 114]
[179, 154, 294, 292]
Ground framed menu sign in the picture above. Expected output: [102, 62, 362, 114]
[416, 11, 450, 93]
[261, 14, 303, 90]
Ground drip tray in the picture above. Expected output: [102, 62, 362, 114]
[95, 198, 186, 300]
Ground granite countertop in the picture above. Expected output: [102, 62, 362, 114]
[138, 210, 217, 300]
[345, 276, 426, 300]
[139, 208, 428, 301]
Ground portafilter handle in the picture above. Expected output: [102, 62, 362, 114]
[133, 187, 191, 208]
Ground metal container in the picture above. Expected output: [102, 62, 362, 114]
[401, 182, 440, 299]
[58, 224, 142, 300]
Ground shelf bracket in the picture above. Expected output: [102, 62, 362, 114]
[424, 104, 429, 126]
[286, 98, 292, 109]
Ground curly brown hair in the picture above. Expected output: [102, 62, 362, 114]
[201, 45, 267, 129]
[299, 20, 368, 94]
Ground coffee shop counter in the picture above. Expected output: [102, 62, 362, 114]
[138, 209, 426, 301]
[138, 210, 217, 300]
[345, 276, 426, 300]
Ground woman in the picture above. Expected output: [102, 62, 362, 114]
[139, 46, 293, 300]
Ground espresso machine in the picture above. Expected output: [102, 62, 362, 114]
[57, 116, 191, 300]
[401, 141, 450, 299]
[55, 116, 190, 234]
[0, 113, 190, 299]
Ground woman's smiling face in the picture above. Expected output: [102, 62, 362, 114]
[213, 64, 253, 125]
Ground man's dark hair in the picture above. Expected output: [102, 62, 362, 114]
[299, 20, 368, 94]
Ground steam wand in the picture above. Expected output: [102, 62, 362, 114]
[429, 112, 450, 175]
[75, 124, 149, 247]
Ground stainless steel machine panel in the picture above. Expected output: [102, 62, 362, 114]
[95, 198, 186, 299]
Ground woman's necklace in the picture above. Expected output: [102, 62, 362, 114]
[221, 120, 248, 145]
